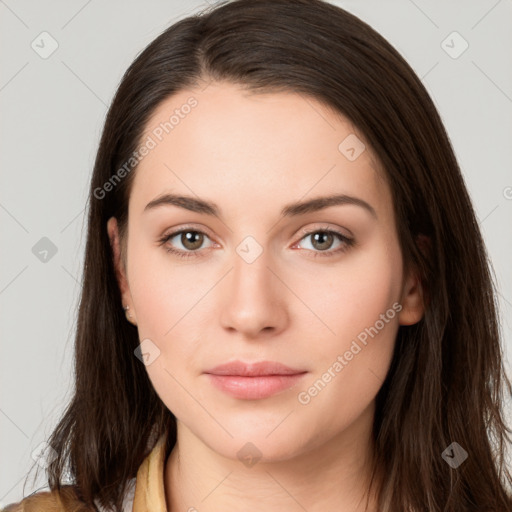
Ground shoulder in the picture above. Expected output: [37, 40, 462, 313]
[2, 486, 95, 512]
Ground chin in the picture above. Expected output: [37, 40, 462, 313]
[193, 416, 319, 465]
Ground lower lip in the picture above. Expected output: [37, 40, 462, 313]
[206, 373, 307, 400]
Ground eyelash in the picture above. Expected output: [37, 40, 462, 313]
[157, 226, 355, 260]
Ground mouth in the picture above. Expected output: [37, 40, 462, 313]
[204, 360, 308, 400]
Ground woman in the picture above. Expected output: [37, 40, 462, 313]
[5, 0, 511, 511]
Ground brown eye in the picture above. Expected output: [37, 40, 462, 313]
[179, 231, 204, 250]
[159, 228, 215, 259]
[310, 231, 335, 251]
[295, 229, 355, 258]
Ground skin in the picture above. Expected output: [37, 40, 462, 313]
[107, 81, 424, 512]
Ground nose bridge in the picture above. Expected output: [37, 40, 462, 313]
[231, 233, 274, 298]
[219, 233, 288, 335]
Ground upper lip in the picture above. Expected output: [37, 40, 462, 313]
[205, 360, 306, 377]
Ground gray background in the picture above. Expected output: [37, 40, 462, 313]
[1, 0, 511, 505]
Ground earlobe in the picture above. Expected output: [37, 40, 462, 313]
[398, 270, 425, 326]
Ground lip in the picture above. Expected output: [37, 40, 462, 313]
[206, 360, 305, 377]
[204, 360, 307, 400]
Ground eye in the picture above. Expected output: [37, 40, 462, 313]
[158, 227, 215, 259]
[158, 225, 355, 260]
[293, 228, 355, 258]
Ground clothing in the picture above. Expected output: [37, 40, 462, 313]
[2, 433, 168, 512]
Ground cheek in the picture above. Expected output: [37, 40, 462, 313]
[127, 239, 209, 338]
[290, 238, 403, 346]
[126, 243, 212, 409]
[291, 240, 402, 412]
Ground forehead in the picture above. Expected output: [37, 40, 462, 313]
[130, 81, 390, 221]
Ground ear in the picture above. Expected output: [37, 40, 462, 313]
[398, 267, 425, 326]
[107, 217, 134, 316]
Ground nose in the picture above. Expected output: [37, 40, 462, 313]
[219, 244, 289, 339]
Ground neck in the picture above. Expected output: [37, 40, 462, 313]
[164, 402, 382, 512]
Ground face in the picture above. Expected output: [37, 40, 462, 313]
[108, 81, 423, 463]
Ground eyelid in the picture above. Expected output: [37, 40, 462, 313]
[290, 225, 354, 257]
[159, 222, 355, 258]
[160, 222, 351, 244]
[160, 223, 216, 241]
[294, 223, 353, 243]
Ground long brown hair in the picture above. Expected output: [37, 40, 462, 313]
[18, 0, 512, 510]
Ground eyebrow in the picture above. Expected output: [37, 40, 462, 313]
[144, 192, 377, 219]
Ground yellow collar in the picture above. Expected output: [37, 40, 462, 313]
[132, 432, 168, 512]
